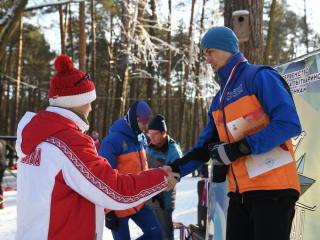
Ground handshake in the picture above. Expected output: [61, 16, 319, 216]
[162, 167, 180, 191]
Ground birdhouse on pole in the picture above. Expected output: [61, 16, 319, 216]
[232, 10, 249, 53]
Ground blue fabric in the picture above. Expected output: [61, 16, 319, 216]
[201, 26, 239, 53]
[98, 117, 147, 170]
[178, 51, 302, 177]
[147, 136, 182, 208]
[148, 114, 167, 132]
[136, 101, 152, 122]
[127, 101, 143, 134]
[147, 136, 182, 166]
[111, 203, 163, 240]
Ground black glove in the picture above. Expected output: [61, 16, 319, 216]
[208, 139, 252, 166]
[105, 211, 119, 231]
[152, 193, 165, 210]
[211, 165, 229, 183]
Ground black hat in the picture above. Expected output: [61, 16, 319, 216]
[148, 114, 167, 132]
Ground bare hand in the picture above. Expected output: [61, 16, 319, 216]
[162, 165, 172, 172]
[165, 171, 180, 191]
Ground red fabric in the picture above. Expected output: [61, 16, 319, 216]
[48, 55, 94, 98]
[18, 110, 169, 239]
[20, 110, 79, 156]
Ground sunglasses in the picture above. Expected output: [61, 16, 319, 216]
[74, 73, 91, 86]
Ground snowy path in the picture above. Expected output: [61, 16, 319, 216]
[0, 171, 200, 240]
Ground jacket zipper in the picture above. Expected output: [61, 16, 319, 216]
[136, 142, 143, 172]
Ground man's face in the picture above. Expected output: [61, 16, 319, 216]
[203, 48, 233, 72]
[138, 121, 150, 133]
[148, 130, 166, 145]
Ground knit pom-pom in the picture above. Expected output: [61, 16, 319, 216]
[54, 55, 73, 72]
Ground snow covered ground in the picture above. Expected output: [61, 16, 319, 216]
[0, 170, 200, 240]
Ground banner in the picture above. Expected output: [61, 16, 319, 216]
[275, 51, 320, 240]
[205, 175, 229, 240]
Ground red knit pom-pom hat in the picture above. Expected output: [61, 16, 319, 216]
[48, 55, 96, 108]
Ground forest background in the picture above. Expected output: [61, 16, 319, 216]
[0, 0, 319, 153]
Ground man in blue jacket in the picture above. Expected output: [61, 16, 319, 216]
[165, 26, 302, 240]
[146, 114, 182, 240]
[99, 102, 164, 240]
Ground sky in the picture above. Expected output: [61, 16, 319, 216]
[0, 171, 201, 240]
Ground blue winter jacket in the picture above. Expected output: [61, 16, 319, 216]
[177, 52, 302, 184]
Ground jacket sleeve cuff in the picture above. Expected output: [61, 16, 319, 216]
[154, 167, 168, 176]
[170, 165, 181, 174]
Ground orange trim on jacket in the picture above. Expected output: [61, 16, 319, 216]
[105, 149, 148, 218]
[212, 94, 301, 194]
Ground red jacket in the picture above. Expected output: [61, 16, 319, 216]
[15, 107, 169, 240]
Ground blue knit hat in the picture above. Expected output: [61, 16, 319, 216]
[127, 101, 152, 134]
[136, 101, 152, 122]
[148, 114, 167, 132]
[201, 26, 239, 53]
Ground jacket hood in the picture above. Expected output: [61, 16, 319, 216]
[16, 107, 88, 157]
[108, 117, 141, 141]
[217, 51, 248, 86]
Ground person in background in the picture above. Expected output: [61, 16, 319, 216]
[15, 55, 179, 240]
[192, 165, 203, 177]
[91, 131, 101, 152]
[165, 26, 301, 240]
[0, 139, 15, 209]
[146, 114, 183, 240]
[99, 101, 164, 240]
[202, 159, 211, 178]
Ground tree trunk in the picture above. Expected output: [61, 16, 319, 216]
[112, 41, 122, 123]
[0, 0, 28, 63]
[129, 1, 144, 107]
[13, 18, 23, 134]
[79, 1, 86, 72]
[59, 4, 66, 55]
[4, 76, 11, 135]
[146, 0, 156, 110]
[19, 77, 29, 120]
[264, 0, 277, 65]
[303, 0, 308, 53]
[193, 0, 206, 146]
[180, 0, 196, 146]
[166, 0, 172, 131]
[1, 46, 13, 134]
[224, 0, 264, 65]
[113, 0, 131, 120]
[69, 8, 75, 63]
[89, 0, 97, 133]
[102, 16, 114, 136]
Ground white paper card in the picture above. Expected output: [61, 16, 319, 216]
[227, 108, 293, 178]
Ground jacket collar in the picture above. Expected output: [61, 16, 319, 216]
[46, 106, 89, 133]
[109, 117, 144, 142]
[217, 51, 246, 86]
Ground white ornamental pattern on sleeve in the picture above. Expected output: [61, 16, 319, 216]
[44, 136, 167, 203]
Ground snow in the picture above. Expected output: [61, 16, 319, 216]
[0, 171, 200, 240]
